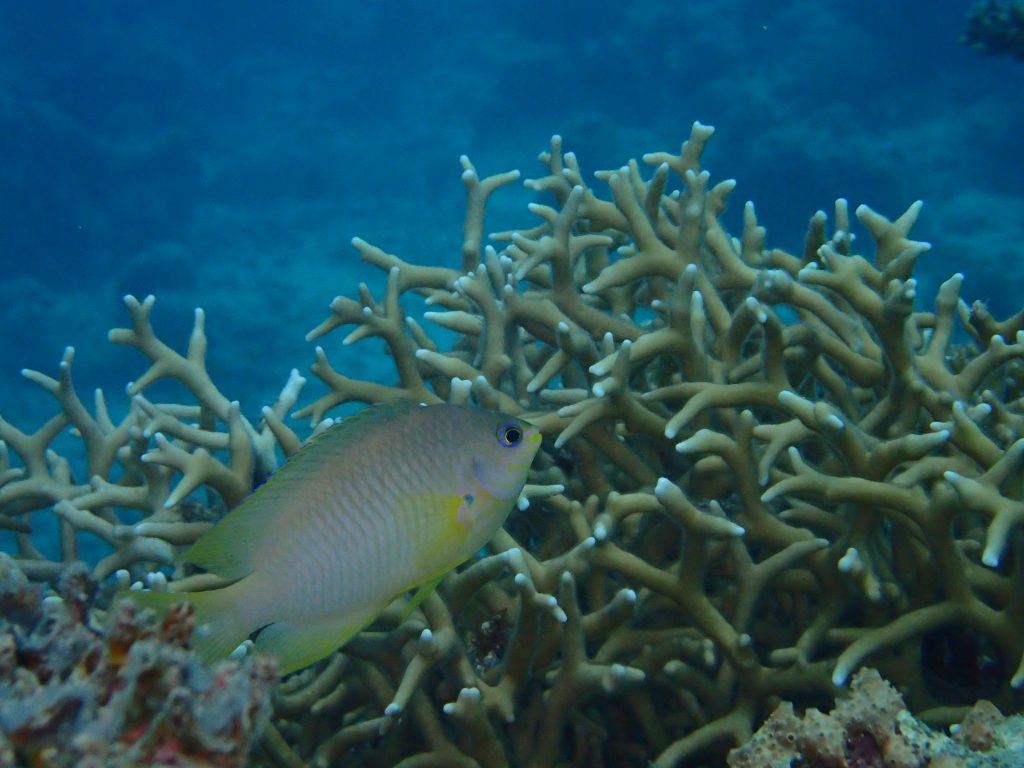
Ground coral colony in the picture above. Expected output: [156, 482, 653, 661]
[962, 0, 1024, 62]
[3, 124, 1024, 766]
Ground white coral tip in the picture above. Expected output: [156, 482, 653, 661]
[831, 662, 851, 687]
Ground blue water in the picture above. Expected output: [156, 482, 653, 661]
[0, 0, 1020, 437]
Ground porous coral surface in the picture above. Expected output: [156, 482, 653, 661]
[729, 668, 1024, 767]
[0, 553, 276, 767]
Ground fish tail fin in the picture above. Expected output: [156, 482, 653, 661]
[120, 587, 250, 664]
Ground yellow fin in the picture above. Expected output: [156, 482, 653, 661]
[119, 587, 184, 619]
[119, 587, 248, 665]
[181, 458, 321, 579]
[253, 607, 379, 675]
[401, 574, 444, 621]
[406, 491, 475, 534]
[181, 485, 291, 580]
[302, 399, 418, 455]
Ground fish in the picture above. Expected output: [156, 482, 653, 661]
[129, 400, 542, 675]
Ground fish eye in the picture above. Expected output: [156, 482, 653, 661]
[497, 422, 523, 447]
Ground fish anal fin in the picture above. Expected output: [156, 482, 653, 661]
[253, 608, 378, 676]
[401, 574, 445, 621]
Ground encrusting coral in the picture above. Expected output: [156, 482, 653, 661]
[2, 122, 1024, 766]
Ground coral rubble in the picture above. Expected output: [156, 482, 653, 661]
[3, 123, 1024, 765]
[728, 667, 1024, 767]
[0, 552, 275, 767]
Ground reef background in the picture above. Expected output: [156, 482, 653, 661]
[4, 2, 1024, 766]
[1, 0, 1022, 430]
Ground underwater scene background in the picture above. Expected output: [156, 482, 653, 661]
[1, 1, 1024, 766]
[2, 0, 1022, 422]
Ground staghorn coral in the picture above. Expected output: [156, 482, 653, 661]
[0, 299, 305, 584]
[3, 123, 1024, 765]
[0, 552, 276, 767]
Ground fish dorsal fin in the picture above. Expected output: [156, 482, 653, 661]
[301, 399, 419, 456]
[182, 400, 420, 580]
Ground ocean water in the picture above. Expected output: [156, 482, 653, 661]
[1, 0, 1021, 429]
[0, 1, 1021, 514]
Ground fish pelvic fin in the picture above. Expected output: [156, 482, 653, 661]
[400, 573, 445, 622]
[120, 586, 250, 666]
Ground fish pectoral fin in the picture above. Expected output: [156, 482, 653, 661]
[400, 573, 445, 621]
[253, 607, 379, 676]
[406, 492, 474, 532]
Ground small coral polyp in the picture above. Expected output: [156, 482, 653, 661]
[2, 123, 1024, 766]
